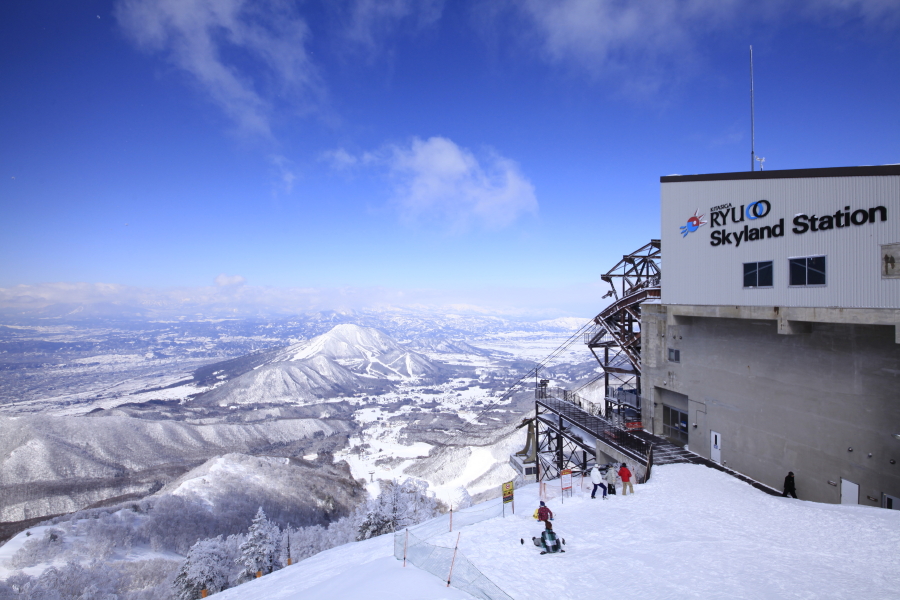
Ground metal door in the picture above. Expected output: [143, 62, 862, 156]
[883, 493, 899, 510]
[840, 479, 859, 505]
[710, 431, 721, 463]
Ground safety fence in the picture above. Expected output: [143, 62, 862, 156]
[393, 500, 514, 600]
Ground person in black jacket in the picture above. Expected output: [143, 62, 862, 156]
[782, 471, 798, 498]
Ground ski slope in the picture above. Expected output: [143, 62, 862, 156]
[213, 462, 900, 600]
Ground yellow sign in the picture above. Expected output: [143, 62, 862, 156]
[502, 480, 514, 504]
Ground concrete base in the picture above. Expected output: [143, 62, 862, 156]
[642, 303, 900, 506]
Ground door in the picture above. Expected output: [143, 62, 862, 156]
[710, 431, 721, 463]
[883, 493, 900, 510]
[841, 479, 859, 505]
[663, 405, 689, 446]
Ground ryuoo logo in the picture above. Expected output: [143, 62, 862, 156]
[679, 209, 708, 238]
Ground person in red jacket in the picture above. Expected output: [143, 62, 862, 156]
[535, 500, 553, 522]
[618, 463, 634, 495]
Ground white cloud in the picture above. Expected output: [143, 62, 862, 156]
[268, 154, 297, 194]
[339, 0, 443, 48]
[387, 137, 537, 229]
[214, 274, 246, 287]
[329, 137, 537, 230]
[115, 0, 320, 138]
[320, 148, 362, 170]
[502, 0, 899, 88]
[0, 282, 597, 318]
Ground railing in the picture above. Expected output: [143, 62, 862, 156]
[535, 386, 602, 416]
[605, 389, 646, 430]
[535, 391, 652, 463]
[583, 327, 615, 346]
[606, 388, 644, 410]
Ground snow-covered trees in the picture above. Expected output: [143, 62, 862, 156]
[1, 560, 179, 600]
[355, 478, 442, 541]
[236, 508, 282, 581]
[173, 536, 232, 600]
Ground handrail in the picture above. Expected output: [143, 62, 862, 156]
[535, 388, 652, 461]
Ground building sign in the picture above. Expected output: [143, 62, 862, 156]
[502, 481, 514, 504]
[681, 200, 889, 248]
[679, 209, 707, 237]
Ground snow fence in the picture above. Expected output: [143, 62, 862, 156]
[394, 500, 514, 600]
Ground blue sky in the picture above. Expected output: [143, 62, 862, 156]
[1, 0, 898, 316]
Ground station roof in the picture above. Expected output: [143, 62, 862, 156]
[660, 164, 900, 183]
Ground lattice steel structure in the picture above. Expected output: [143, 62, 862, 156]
[528, 241, 660, 483]
[585, 240, 660, 419]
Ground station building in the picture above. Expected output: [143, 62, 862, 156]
[642, 165, 900, 506]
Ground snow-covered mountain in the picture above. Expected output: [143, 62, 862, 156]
[162, 453, 363, 522]
[275, 324, 443, 379]
[198, 357, 369, 407]
[198, 325, 444, 407]
[0, 415, 350, 522]
[402, 337, 502, 357]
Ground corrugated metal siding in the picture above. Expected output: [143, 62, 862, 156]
[661, 175, 900, 309]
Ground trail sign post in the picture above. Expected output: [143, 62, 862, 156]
[561, 469, 573, 502]
[502, 480, 514, 516]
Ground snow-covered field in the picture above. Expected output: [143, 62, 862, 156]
[212, 463, 900, 600]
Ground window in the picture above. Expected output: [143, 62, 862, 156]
[663, 405, 689, 445]
[743, 261, 773, 288]
[789, 256, 826, 287]
[668, 348, 680, 362]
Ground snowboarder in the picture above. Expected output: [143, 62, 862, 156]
[533, 500, 554, 522]
[782, 471, 798, 499]
[590, 464, 607, 499]
[604, 463, 619, 495]
[531, 521, 565, 554]
[619, 463, 634, 496]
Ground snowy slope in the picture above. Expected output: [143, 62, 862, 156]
[198, 356, 367, 406]
[213, 532, 473, 600]
[211, 463, 900, 600]
[200, 324, 444, 407]
[163, 453, 362, 515]
[274, 324, 442, 379]
[0, 416, 347, 521]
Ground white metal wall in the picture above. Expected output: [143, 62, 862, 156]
[661, 175, 900, 308]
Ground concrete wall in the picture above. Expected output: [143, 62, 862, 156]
[642, 303, 900, 506]
[594, 441, 648, 484]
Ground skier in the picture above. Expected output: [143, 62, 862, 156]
[782, 471, 798, 499]
[604, 463, 619, 495]
[619, 463, 634, 495]
[590, 464, 607, 499]
[533, 500, 553, 522]
[531, 521, 565, 554]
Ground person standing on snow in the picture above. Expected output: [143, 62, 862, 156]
[604, 463, 619, 495]
[782, 472, 798, 499]
[590, 464, 607, 499]
[618, 463, 634, 495]
[534, 500, 554, 522]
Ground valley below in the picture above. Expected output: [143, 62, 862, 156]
[0, 309, 600, 545]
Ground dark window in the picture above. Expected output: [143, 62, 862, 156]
[663, 405, 689, 446]
[668, 348, 680, 362]
[789, 256, 826, 287]
[743, 261, 773, 288]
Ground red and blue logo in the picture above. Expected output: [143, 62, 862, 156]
[679, 209, 707, 238]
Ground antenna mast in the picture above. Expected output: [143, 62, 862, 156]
[750, 45, 755, 171]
